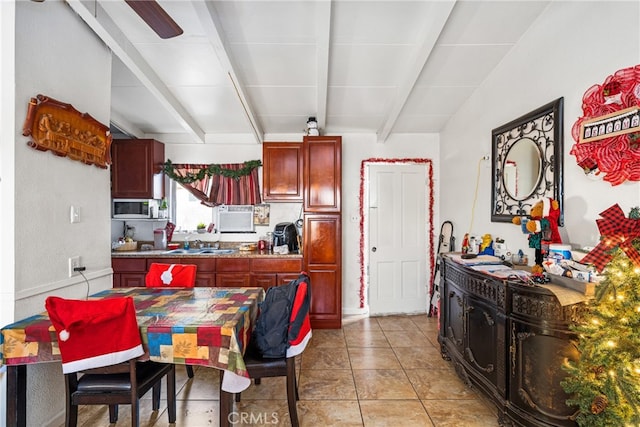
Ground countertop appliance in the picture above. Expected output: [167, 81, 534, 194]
[273, 222, 299, 253]
[113, 199, 159, 219]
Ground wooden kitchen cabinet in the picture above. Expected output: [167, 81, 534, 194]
[251, 257, 303, 290]
[303, 136, 341, 212]
[303, 214, 342, 328]
[215, 256, 251, 287]
[262, 142, 303, 201]
[112, 255, 302, 289]
[112, 258, 146, 288]
[111, 139, 165, 199]
[302, 135, 342, 329]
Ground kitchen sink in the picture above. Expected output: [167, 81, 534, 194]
[198, 248, 236, 254]
[162, 248, 236, 255]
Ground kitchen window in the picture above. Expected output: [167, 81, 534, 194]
[171, 181, 214, 231]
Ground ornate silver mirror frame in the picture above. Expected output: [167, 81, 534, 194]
[491, 97, 564, 226]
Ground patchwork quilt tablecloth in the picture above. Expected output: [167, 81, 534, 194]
[1, 287, 264, 391]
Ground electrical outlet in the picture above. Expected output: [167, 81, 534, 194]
[69, 256, 81, 277]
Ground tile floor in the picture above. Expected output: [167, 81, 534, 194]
[69, 314, 500, 426]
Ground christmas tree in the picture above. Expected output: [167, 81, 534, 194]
[561, 206, 640, 426]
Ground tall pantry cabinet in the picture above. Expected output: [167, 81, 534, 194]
[303, 136, 342, 328]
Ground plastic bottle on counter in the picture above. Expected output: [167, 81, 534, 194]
[154, 229, 167, 250]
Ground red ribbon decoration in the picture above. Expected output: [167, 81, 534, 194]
[581, 204, 640, 272]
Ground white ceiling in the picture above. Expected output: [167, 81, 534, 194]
[66, 0, 550, 144]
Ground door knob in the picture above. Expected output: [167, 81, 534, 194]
[372, 247, 377, 252]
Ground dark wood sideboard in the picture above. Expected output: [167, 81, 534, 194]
[438, 256, 588, 427]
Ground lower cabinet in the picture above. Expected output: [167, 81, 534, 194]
[438, 256, 583, 427]
[112, 258, 146, 288]
[112, 255, 302, 289]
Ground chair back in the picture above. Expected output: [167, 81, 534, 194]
[286, 273, 312, 358]
[145, 263, 197, 287]
[45, 296, 144, 373]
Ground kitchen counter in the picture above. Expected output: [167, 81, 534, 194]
[112, 249, 302, 258]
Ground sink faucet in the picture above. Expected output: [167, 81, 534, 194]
[194, 239, 203, 249]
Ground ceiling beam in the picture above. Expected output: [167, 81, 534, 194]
[377, 0, 457, 143]
[110, 111, 145, 139]
[192, 0, 264, 144]
[66, 0, 206, 143]
[314, 0, 332, 132]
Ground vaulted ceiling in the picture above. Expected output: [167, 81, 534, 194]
[66, 0, 550, 144]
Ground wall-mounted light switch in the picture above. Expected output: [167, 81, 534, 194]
[70, 206, 80, 223]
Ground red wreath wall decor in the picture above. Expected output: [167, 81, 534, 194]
[570, 64, 640, 185]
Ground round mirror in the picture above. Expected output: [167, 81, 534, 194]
[502, 137, 541, 200]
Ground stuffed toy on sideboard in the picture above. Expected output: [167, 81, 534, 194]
[512, 197, 562, 270]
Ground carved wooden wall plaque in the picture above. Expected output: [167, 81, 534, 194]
[22, 94, 112, 168]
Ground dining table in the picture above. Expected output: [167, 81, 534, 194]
[0, 286, 265, 427]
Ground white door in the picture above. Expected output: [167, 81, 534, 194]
[368, 163, 430, 315]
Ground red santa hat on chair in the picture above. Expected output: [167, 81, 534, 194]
[45, 296, 144, 373]
[146, 263, 197, 287]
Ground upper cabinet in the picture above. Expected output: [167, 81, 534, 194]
[111, 139, 165, 199]
[303, 136, 342, 212]
[262, 142, 303, 201]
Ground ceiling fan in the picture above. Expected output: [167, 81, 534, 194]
[124, 0, 183, 39]
[32, 0, 183, 39]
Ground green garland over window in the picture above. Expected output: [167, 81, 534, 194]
[162, 159, 262, 184]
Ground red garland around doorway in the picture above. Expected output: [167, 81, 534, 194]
[358, 159, 435, 309]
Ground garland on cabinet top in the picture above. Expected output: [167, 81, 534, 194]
[561, 204, 640, 426]
[162, 159, 262, 183]
[570, 64, 640, 185]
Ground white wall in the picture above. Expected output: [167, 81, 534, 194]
[341, 133, 440, 313]
[1, 1, 114, 426]
[440, 0, 640, 261]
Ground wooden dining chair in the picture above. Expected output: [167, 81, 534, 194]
[45, 296, 176, 427]
[236, 273, 312, 427]
[145, 262, 198, 378]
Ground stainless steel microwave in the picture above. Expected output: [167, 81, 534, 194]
[112, 199, 159, 219]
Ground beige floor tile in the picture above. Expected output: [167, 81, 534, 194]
[299, 368, 358, 400]
[405, 368, 478, 400]
[301, 345, 350, 370]
[359, 400, 434, 427]
[348, 347, 402, 369]
[410, 314, 439, 333]
[238, 376, 288, 400]
[422, 399, 500, 426]
[383, 328, 428, 347]
[75, 398, 172, 427]
[176, 365, 220, 400]
[344, 328, 390, 348]
[343, 316, 382, 331]
[394, 345, 451, 370]
[353, 369, 418, 400]
[298, 400, 364, 426]
[376, 315, 420, 331]
[234, 399, 293, 426]
[309, 329, 347, 348]
[153, 399, 219, 427]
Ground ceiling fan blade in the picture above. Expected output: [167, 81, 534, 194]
[125, 0, 183, 39]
